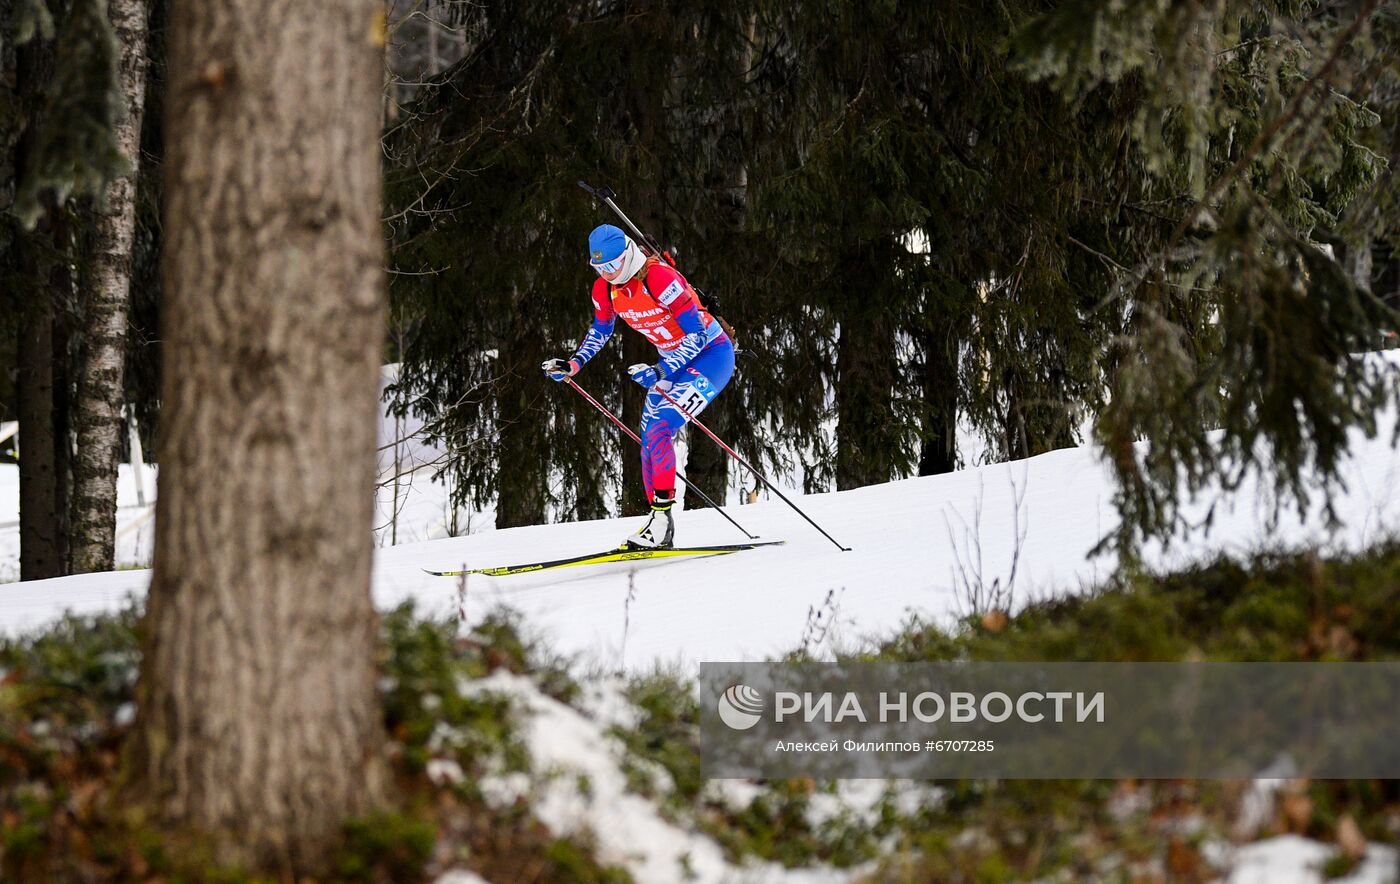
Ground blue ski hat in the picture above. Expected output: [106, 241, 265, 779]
[588, 224, 629, 267]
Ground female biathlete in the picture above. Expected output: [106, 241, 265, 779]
[542, 224, 733, 549]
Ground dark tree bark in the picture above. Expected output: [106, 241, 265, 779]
[10, 31, 69, 582]
[680, 16, 750, 510]
[918, 324, 958, 476]
[834, 244, 902, 491]
[682, 402, 729, 507]
[16, 220, 76, 581]
[70, 0, 150, 573]
[835, 310, 899, 490]
[17, 301, 62, 581]
[126, 0, 390, 872]
[495, 293, 549, 528]
[1001, 365, 1076, 461]
[1003, 372, 1030, 461]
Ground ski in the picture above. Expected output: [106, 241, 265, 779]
[423, 540, 786, 577]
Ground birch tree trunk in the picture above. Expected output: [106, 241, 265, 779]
[126, 0, 390, 872]
[70, 0, 149, 574]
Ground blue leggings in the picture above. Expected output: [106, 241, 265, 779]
[640, 338, 735, 501]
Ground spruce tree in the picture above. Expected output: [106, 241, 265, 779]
[1015, 0, 1400, 552]
[382, 0, 1400, 554]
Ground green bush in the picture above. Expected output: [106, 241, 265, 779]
[611, 669, 701, 805]
[337, 809, 438, 883]
[870, 544, 1400, 665]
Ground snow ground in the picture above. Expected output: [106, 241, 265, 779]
[1217, 835, 1397, 884]
[0, 367, 481, 586]
[6, 362, 1400, 668]
[5, 401, 1398, 669]
[462, 670, 861, 883]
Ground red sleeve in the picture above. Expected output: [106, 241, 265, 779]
[590, 277, 617, 323]
[645, 264, 699, 315]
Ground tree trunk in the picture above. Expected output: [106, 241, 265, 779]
[495, 296, 549, 528]
[834, 309, 898, 490]
[617, 11, 663, 518]
[834, 244, 901, 491]
[682, 405, 728, 507]
[11, 33, 65, 580]
[1001, 364, 1075, 461]
[15, 211, 76, 581]
[918, 323, 957, 476]
[620, 328, 651, 515]
[70, 0, 150, 574]
[1002, 370, 1030, 461]
[681, 14, 751, 509]
[127, 0, 390, 873]
[17, 301, 63, 581]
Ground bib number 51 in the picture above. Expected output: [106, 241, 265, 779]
[671, 384, 710, 416]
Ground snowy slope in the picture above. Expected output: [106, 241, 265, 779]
[4, 370, 1400, 884]
[4, 397, 1399, 669]
[0, 463, 158, 584]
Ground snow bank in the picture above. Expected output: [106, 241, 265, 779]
[1220, 834, 1398, 884]
[463, 670, 862, 883]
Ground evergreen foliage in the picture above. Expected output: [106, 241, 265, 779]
[2, 0, 145, 325]
[381, 0, 1396, 550]
[1015, 0, 1400, 553]
[10, 0, 126, 228]
[2, 0, 1396, 553]
[384, 1, 767, 524]
[1, 0, 162, 580]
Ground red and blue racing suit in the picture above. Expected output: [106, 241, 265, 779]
[569, 259, 734, 502]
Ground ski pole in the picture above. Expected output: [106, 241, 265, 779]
[655, 388, 851, 552]
[564, 378, 759, 541]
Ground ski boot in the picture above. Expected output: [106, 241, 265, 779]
[626, 490, 675, 549]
